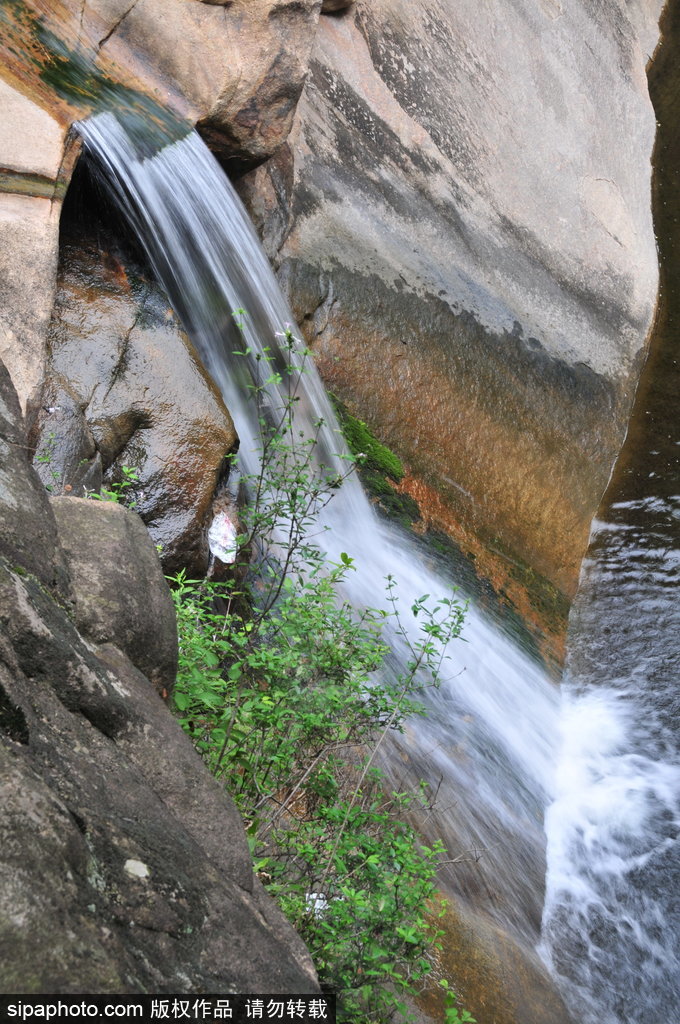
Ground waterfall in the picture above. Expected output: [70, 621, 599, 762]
[77, 111, 674, 1017]
[76, 108, 561, 937]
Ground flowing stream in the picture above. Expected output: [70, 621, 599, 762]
[77, 110, 678, 1022]
[540, 10, 680, 1018]
[540, 472, 680, 1023]
[539, 338, 680, 1022]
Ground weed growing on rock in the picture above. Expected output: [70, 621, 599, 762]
[34, 434, 140, 508]
[86, 465, 140, 507]
[34, 432, 62, 493]
[169, 327, 471, 1023]
[440, 980, 477, 1023]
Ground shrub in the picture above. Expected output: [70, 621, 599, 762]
[172, 565, 465, 1022]
[169, 325, 471, 1022]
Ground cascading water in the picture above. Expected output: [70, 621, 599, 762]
[540, 487, 680, 1024]
[539, 403, 680, 1022]
[75, 110, 679, 1021]
[78, 112, 561, 946]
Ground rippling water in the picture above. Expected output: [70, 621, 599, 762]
[541, 150, 680, 1024]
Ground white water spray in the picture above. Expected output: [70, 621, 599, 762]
[541, 506, 680, 1023]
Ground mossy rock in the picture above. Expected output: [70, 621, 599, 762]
[330, 393, 404, 482]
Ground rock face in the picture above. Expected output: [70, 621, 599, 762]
[195, 0, 324, 171]
[0, 358, 318, 993]
[0, 0, 325, 410]
[419, 901, 571, 1024]
[0, 77, 73, 410]
[33, 205, 237, 577]
[242, 0, 663, 620]
[50, 497, 178, 695]
[0, 360, 71, 597]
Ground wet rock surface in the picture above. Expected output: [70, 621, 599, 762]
[0, 357, 318, 993]
[34, 213, 237, 578]
[0, 1, 324, 168]
[419, 901, 572, 1024]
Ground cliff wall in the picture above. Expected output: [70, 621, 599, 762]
[242, 0, 664, 640]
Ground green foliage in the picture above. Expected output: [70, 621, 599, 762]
[169, 323, 470, 1022]
[172, 566, 465, 1022]
[270, 790, 448, 1024]
[171, 562, 403, 804]
[440, 981, 477, 1024]
[87, 465, 140, 507]
[35, 432, 61, 493]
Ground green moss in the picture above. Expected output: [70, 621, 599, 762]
[329, 394, 423, 527]
[0, 169, 60, 200]
[360, 470, 421, 525]
[36, 25, 190, 153]
[330, 393, 404, 482]
[0, 5, 191, 154]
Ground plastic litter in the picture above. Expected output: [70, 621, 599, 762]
[208, 510, 238, 564]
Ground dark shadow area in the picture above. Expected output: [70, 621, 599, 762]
[59, 152, 152, 270]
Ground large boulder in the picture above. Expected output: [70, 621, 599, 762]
[50, 497, 178, 695]
[241, 0, 663, 627]
[0, 356, 318, 993]
[33, 225, 237, 578]
[0, 569, 318, 993]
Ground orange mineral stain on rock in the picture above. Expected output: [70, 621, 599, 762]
[396, 472, 567, 669]
[418, 901, 572, 1024]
